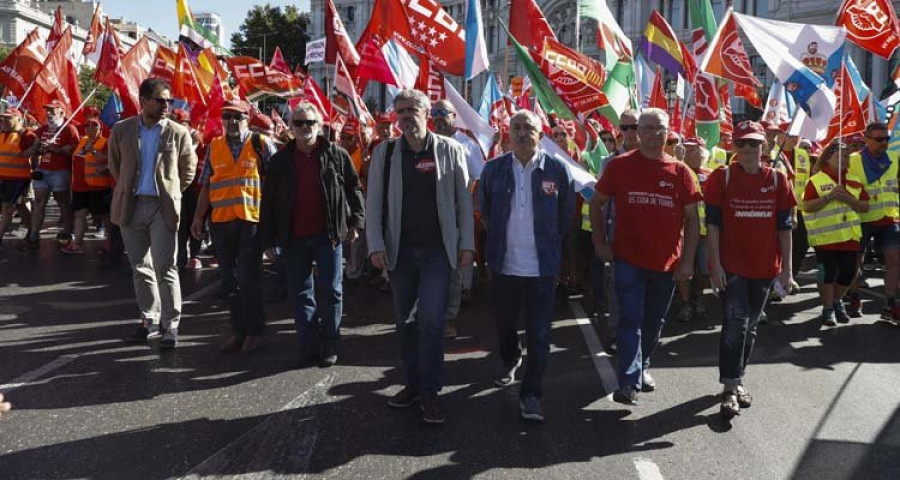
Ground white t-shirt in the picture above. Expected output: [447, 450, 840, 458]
[453, 130, 485, 183]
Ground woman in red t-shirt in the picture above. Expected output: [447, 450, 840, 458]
[802, 143, 869, 326]
[62, 120, 110, 254]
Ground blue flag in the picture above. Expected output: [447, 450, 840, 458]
[100, 93, 122, 128]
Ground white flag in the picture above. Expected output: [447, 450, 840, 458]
[305, 38, 326, 65]
[443, 78, 495, 156]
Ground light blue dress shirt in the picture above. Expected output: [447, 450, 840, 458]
[135, 120, 162, 197]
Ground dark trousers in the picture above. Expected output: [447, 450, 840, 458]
[792, 213, 809, 276]
[493, 274, 556, 399]
[286, 234, 343, 355]
[719, 274, 772, 386]
[388, 247, 451, 395]
[177, 188, 201, 267]
[211, 220, 265, 338]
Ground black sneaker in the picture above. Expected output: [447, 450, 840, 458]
[420, 395, 446, 424]
[159, 328, 178, 349]
[612, 386, 638, 405]
[387, 386, 421, 408]
[124, 324, 159, 344]
[834, 306, 850, 324]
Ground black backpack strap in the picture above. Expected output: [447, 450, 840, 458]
[382, 139, 396, 226]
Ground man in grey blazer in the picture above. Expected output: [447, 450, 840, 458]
[108, 78, 197, 349]
[366, 89, 474, 424]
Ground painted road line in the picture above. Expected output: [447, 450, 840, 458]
[179, 374, 336, 479]
[0, 354, 80, 392]
[569, 301, 620, 396]
[634, 457, 665, 480]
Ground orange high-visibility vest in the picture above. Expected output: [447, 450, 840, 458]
[75, 136, 111, 188]
[0, 132, 30, 180]
[208, 136, 263, 223]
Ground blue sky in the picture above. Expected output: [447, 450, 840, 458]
[102, 1, 311, 47]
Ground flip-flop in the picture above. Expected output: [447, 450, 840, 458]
[736, 387, 752, 409]
[720, 392, 741, 418]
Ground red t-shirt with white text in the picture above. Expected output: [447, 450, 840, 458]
[705, 163, 796, 279]
[596, 150, 702, 272]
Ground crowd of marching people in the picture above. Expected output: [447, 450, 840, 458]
[2, 77, 899, 424]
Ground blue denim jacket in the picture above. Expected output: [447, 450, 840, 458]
[479, 151, 576, 277]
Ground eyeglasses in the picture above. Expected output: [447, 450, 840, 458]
[430, 107, 454, 117]
[222, 113, 246, 121]
[152, 97, 174, 105]
[292, 119, 317, 128]
[620, 124, 638, 131]
[867, 136, 890, 143]
[734, 139, 763, 148]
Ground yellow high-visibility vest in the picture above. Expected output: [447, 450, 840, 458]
[804, 171, 863, 247]
[0, 132, 30, 180]
[708, 147, 728, 170]
[208, 136, 263, 223]
[848, 150, 899, 224]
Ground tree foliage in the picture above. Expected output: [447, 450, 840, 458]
[77, 65, 112, 111]
[230, 5, 310, 69]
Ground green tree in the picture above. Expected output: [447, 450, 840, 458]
[230, 5, 310, 70]
[77, 65, 112, 111]
[0, 45, 14, 63]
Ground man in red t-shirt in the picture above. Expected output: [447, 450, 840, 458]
[589, 108, 702, 405]
[705, 120, 795, 418]
[25, 100, 80, 249]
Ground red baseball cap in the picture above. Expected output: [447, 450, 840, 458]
[734, 120, 766, 141]
[43, 99, 66, 110]
[222, 100, 250, 114]
[683, 136, 707, 148]
[249, 112, 273, 130]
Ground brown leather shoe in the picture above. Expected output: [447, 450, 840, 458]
[240, 336, 263, 354]
[219, 336, 244, 353]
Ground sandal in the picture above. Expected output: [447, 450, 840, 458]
[736, 386, 752, 409]
[720, 392, 741, 418]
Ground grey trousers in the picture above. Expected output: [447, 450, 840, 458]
[120, 197, 182, 329]
[445, 264, 474, 320]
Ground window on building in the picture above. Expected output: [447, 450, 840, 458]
[616, 0, 624, 28]
[488, 25, 495, 53]
[347, 6, 355, 22]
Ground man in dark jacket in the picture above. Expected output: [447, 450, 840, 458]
[479, 110, 575, 422]
[259, 101, 365, 367]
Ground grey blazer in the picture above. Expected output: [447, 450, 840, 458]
[365, 133, 475, 271]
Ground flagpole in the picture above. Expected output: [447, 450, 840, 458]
[18, 80, 38, 108]
[838, 50, 846, 184]
[680, 82, 694, 138]
[49, 87, 98, 144]
[773, 108, 802, 170]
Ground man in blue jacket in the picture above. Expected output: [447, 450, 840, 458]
[479, 110, 575, 422]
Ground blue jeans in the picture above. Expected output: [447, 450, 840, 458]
[492, 274, 556, 399]
[613, 258, 676, 389]
[388, 247, 452, 395]
[719, 274, 772, 386]
[286, 234, 343, 355]
[211, 220, 265, 337]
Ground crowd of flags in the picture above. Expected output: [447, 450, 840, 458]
[0, 0, 898, 160]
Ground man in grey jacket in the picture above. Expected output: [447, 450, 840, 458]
[366, 89, 474, 425]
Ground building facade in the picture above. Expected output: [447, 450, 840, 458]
[309, 0, 898, 115]
[194, 11, 224, 44]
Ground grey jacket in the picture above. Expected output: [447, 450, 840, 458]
[365, 133, 475, 271]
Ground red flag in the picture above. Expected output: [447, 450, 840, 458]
[649, 67, 668, 110]
[734, 83, 762, 109]
[719, 83, 734, 137]
[692, 28, 708, 57]
[679, 41, 698, 85]
[702, 12, 761, 87]
[269, 46, 291, 74]
[47, 6, 64, 51]
[270, 107, 288, 137]
[120, 37, 154, 117]
[334, 54, 373, 124]
[173, 43, 206, 115]
[300, 77, 333, 123]
[415, 59, 445, 105]
[0, 28, 47, 98]
[225, 56, 303, 101]
[694, 73, 720, 123]
[325, 0, 361, 66]
[823, 65, 866, 146]
[95, 19, 127, 91]
[509, 0, 557, 52]
[354, 34, 397, 88]
[150, 45, 177, 84]
[34, 28, 83, 120]
[683, 105, 697, 138]
[671, 98, 683, 135]
[836, 0, 900, 59]
[82, 4, 104, 56]
[199, 75, 226, 143]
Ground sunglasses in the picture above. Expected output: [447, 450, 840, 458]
[431, 107, 454, 117]
[292, 119, 317, 128]
[620, 124, 638, 131]
[666, 140, 679, 146]
[152, 97, 174, 105]
[867, 136, 890, 143]
[734, 139, 763, 148]
[222, 113, 246, 121]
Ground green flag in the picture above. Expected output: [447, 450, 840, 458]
[503, 22, 577, 121]
[598, 59, 635, 126]
[582, 137, 608, 175]
[687, 0, 718, 42]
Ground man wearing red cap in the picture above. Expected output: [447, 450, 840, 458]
[705, 120, 795, 418]
[63, 119, 111, 254]
[109, 78, 198, 349]
[590, 108, 702, 405]
[25, 99, 80, 250]
[192, 99, 277, 354]
[0, 108, 37, 250]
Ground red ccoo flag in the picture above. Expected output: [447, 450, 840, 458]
[82, 3, 104, 56]
[701, 11, 761, 88]
[649, 66, 668, 110]
[34, 28, 83, 121]
[734, 82, 762, 109]
[150, 45, 177, 84]
[0, 28, 47, 98]
[47, 6, 64, 51]
[269, 46, 291, 75]
[95, 19, 139, 117]
[822, 65, 866, 146]
[509, 0, 557, 52]
[836, 0, 900, 59]
[325, 0, 361, 66]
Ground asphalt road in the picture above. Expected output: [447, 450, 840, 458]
[1, 226, 899, 479]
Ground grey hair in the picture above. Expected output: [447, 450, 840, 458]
[393, 89, 430, 111]
[640, 108, 670, 126]
[621, 109, 640, 124]
[510, 110, 542, 130]
[292, 101, 322, 124]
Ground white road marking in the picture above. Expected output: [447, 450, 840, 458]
[569, 301, 620, 396]
[183, 280, 222, 304]
[179, 374, 336, 479]
[0, 354, 80, 392]
[634, 457, 665, 480]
